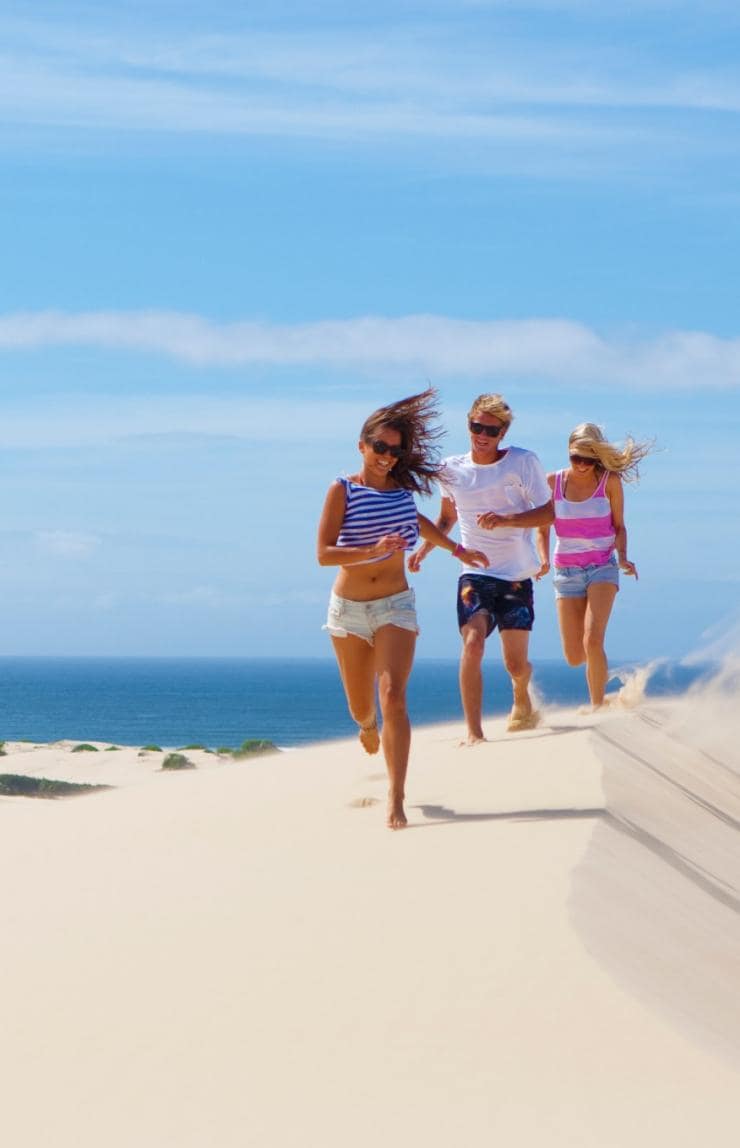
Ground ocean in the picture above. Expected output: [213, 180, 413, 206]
[0, 656, 711, 749]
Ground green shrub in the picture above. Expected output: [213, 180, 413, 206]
[0, 774, 110, 798]
[105, 745, 121, 751]
[0, 741, 6, 757]
[139, 744, 163, 753]
[71, 743, 99, 753]
[232, 738, 280, 759]
[161, 752, 196, 771]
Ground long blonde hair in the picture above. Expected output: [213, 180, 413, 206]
[568, 423, 653, 483]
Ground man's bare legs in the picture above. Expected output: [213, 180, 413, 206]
[460, 619, 539, 740]
[459, 613, 490, 744]
[500, 629, 538, 729]
[374, 625, 416, 828]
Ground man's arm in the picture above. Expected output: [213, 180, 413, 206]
[477, 500, 554, 531]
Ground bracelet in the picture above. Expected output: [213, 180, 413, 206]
[452, 543, 465, 559]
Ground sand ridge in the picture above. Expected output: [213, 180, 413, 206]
[0, 699, 737, 1146]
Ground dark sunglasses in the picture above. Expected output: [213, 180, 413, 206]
[469, 419, 505, 438]
[569, 454, 596, 466]
[367, 437, 404, 458]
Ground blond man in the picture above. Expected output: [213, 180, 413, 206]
[409, 395, 553, 744]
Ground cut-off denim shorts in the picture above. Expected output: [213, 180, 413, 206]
[323, 588, 419, 646]
[553, 557, 620, 599]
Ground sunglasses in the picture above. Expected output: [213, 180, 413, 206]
[569, 454, 596, 466]
[367, 438, 404, 459]
[469, 420, 505, 438]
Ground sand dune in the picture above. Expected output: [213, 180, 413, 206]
[0, 692, 737, 1146]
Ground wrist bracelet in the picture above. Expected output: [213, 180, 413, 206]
[452, 543, 465, 559]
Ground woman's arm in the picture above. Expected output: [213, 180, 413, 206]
[407, 496, 458, 572]
[607, 473, 638, 578]
[316, 482, 408, 567]
[416, 512, 489, 570]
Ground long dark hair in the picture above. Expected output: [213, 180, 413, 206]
[361, 386, 444, 495]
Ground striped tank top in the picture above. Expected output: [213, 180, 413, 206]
[335, 477, 420, 564]
[553, 469, 616, 568]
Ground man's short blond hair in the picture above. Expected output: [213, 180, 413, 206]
[468, 393, 513, 425]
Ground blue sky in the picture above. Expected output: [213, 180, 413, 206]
[1, 0, 738, 662]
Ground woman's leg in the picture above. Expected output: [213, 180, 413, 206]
[583, 583, 618, 706]
[373, 625, 417, 829]
[556, 597, 588, 666]
[331, 634, 380, 753]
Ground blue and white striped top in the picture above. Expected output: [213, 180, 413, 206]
[335, 477, 420, 564]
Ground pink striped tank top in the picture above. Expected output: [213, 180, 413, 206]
[553, 469, 616, 568]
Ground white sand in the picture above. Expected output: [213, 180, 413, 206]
[0, 694, 738, 1147]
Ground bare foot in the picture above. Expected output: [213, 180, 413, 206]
[577, 699, 612, 715]
[506, 707, 541, 733]
[458, 733, 487, 747]
[358, 717, 380, 755]
[387, 794, 408, 829]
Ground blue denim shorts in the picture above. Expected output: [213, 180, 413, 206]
[323, 589, 419, 645]
[553, 558, 620, 599]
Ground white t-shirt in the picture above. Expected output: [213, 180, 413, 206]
[437, 447, 551, 580]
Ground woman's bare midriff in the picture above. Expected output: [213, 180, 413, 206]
[333, 551, 409, 601]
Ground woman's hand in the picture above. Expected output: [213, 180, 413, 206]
[535, 560, 550, 580]
[373, 533, 409, 557]
[407, 544, 430, 573]
[619, 558, 638, 579]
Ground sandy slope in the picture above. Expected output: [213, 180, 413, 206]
[0, 705, 737, 1147]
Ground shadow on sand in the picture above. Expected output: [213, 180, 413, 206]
[413, 803, 604, 827]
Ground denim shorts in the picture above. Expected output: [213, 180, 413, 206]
[323, 589, 419, 645]
[456, 574, 534, 636]
[553, 558, 620, 599]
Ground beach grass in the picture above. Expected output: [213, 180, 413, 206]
[232, 739, 280, 758]
[161, 752, 196, 771]
[0, 773, 111, 798]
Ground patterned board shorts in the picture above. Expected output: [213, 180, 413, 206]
[323, 588, 419, 646]
[552, 558, 620, 599]
[456, 574, 534, 636]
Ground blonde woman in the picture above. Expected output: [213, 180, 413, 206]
[317, 388, 488, 828]
[537, 423, 653, 708]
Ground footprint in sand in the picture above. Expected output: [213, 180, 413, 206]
[348, 796, 380, 808]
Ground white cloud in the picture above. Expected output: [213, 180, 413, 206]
[0, 16, 737, 164]
[0, 393, 372, 449]
[35, 530, 101, 559]
[1, 310, 739, 389]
